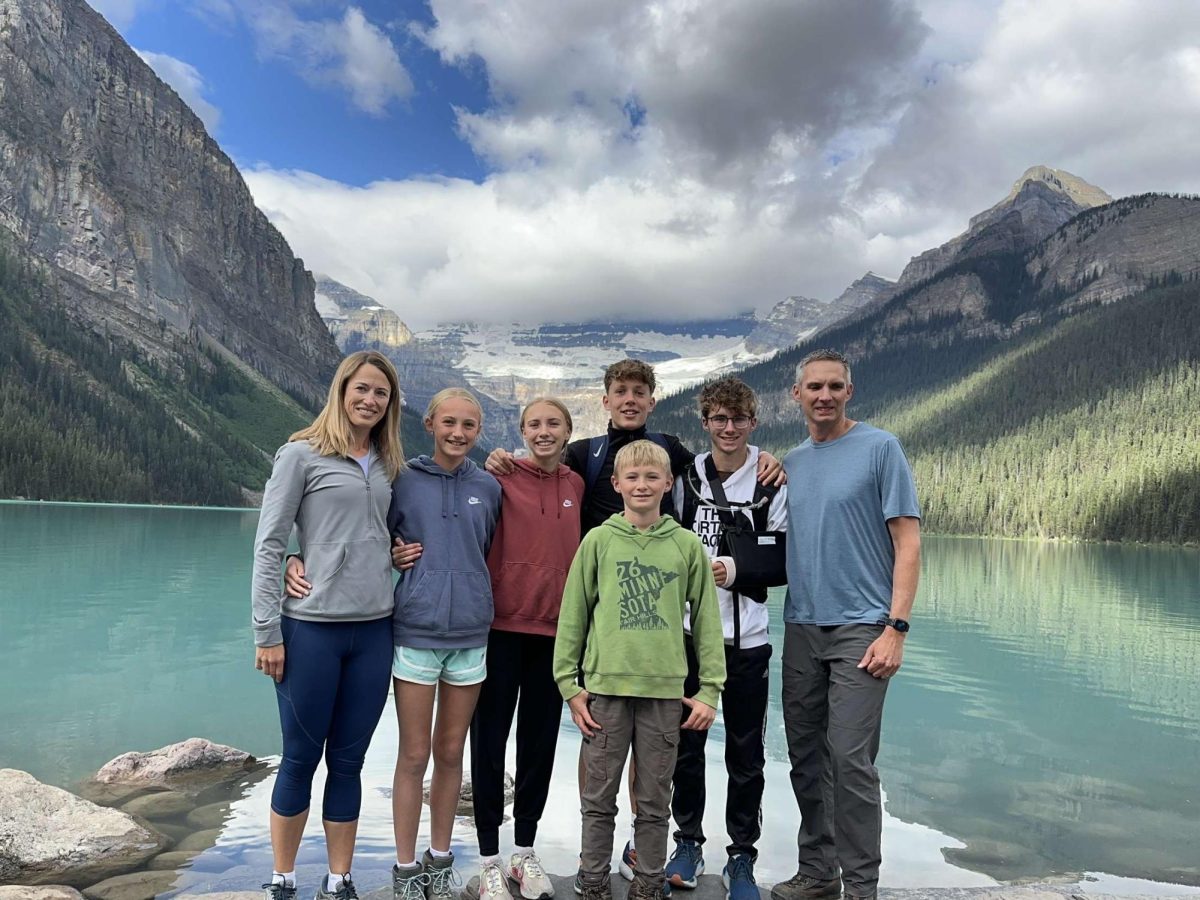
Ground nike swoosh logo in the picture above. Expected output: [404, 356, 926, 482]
[593, 444, 604, 458]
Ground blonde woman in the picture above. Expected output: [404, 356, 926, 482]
[252, 350, 405, 900]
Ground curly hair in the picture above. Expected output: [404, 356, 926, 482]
[697, 376, 757, 420]
[603, 359, 656, 393]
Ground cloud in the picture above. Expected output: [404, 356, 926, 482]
[85, 0, 147, 30]
[136, 51, 222, 133]
[246, 4, 413, 116]
[244, 0, 1200, 328]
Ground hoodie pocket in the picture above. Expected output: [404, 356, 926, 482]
[396, 570, 494, 637]
[493, 562, 566, 623]
[304, 543, 347, 588]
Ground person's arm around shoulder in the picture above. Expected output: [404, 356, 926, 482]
[858, 515, 920, 679]
[681, 534, 725, 730]
[252, 442, 308, 681]
[553, 536, 601, 736]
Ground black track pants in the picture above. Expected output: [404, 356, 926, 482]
[469, 629, 563, 856]
[670, 636, 772, 859]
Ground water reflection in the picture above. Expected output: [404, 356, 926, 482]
[1, 504, 1198, 890]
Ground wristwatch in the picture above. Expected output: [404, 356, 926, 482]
[884, 617, 910, 633]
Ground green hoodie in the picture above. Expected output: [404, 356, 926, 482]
[553, 513, 727, 708]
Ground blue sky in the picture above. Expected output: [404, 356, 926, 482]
[89, 0, 1200, 328]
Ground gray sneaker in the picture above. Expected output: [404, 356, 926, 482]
[423, 849, 463, 900]
[628, 875, 669, 900]
[394, 863, 430, 900]
[770, 873, 842, 900]
[315, 874, 360, 899]
[263, 882, 298, 900]
[843, 892, 877, 900]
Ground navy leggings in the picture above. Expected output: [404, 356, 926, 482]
[271, 615, 393, 822]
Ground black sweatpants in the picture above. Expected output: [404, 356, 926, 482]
[470, 629, 563, 856]
[671, 636, 772, 859]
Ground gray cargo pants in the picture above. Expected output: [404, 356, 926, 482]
[782, 623, 890, 895]
[580, 694, 680, 886]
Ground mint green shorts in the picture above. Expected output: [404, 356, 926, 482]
[391, 645, 487, 686]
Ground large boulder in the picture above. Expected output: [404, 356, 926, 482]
[91, 739, 256, 795]
[80, 869, 181, 900]
[0, 769, 167, 887]
[0, 888, 84, 899]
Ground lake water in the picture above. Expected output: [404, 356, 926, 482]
[1, 501, 1197, 895]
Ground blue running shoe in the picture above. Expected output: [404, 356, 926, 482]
[722, 854, 758, 900]
[665, 840, 704, 889]
[618, 842, 638, 881]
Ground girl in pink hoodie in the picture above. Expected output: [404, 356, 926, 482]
[470, 397, 584, 900]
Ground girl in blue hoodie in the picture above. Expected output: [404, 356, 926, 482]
[386, 388, 502, 900]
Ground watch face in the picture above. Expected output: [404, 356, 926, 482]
[891, 618, 910, 633]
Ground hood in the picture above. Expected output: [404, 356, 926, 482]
[405, 454, 484, 518]
[600, 512, 681, 539]
[407, 455, 481, 478]
[508, 457, 574, 518]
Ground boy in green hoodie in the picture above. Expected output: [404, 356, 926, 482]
[553, 440, 727, 900]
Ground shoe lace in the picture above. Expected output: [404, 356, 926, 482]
[727, 855, 755, 884]
[396, 871, 430, 900]
[262, 883, 298, 900]
[518, 852, 546, 880]
[580, 880, 610, 900]
[482, 863, 508, 896]
[428, 863, 462, 897]
[333, 875, 360, 899]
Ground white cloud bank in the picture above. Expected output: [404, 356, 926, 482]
[245, 0, 1200, 328]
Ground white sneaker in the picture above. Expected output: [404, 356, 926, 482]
[474, 860, 509, 900]
[509, 851, 555, 900]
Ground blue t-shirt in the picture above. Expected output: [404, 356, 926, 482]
[783, 422, 921, 626]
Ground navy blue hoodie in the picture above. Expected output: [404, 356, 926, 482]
[388, 455, 502, 649]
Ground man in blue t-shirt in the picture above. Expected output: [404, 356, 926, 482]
[770, 349, 921, 900]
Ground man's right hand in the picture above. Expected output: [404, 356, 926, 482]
[485, 448, 516, 476]
[284, 556, 310, 598]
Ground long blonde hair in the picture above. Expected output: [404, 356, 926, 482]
[291, 351, 406, 480]
[424, 387, 484, 423]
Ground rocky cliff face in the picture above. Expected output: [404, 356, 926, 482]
[0, 0, 339, 404]
[895, 166, 1112, 290]
[745, 273, 893, 353]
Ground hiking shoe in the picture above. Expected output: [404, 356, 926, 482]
[315, 874, 360, 899]
[843, 893, 877, 900]
[664, 840, 704, 889]
[394, 863, 429, 900]
[573, 868, 585, 896]
[263, 882, 298, 900]
[721, 855, 757, 900]
[423, 849, 463, 900]
[465, 860, 509, 900]
[769, 873, 841, 900]
[577, 874, 613, 900]
[628, 875, 669, 900]
[617, 841, 638, 881]
[509, 850, 554, 899]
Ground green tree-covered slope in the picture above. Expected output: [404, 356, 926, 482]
[656, 283, 1200, 544]
[1, 251, 433, 505]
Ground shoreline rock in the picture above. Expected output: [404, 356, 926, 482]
[0, 769, 168, 887]
[90, 739, 258, 796]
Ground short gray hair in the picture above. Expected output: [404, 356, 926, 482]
[795, 348, 852, 383]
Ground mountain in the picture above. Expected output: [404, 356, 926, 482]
[0, 0, 356, 502]
[654, 174, 1200, 544]
[894, 165, 1113, 290]
[745, 273, 893, 353]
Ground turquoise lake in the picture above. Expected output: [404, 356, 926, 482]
[1, 501, 1197, 895]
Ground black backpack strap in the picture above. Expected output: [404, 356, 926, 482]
[750, 479, 779, 532]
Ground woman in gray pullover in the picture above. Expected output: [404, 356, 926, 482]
[252, 350, 406, 900]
